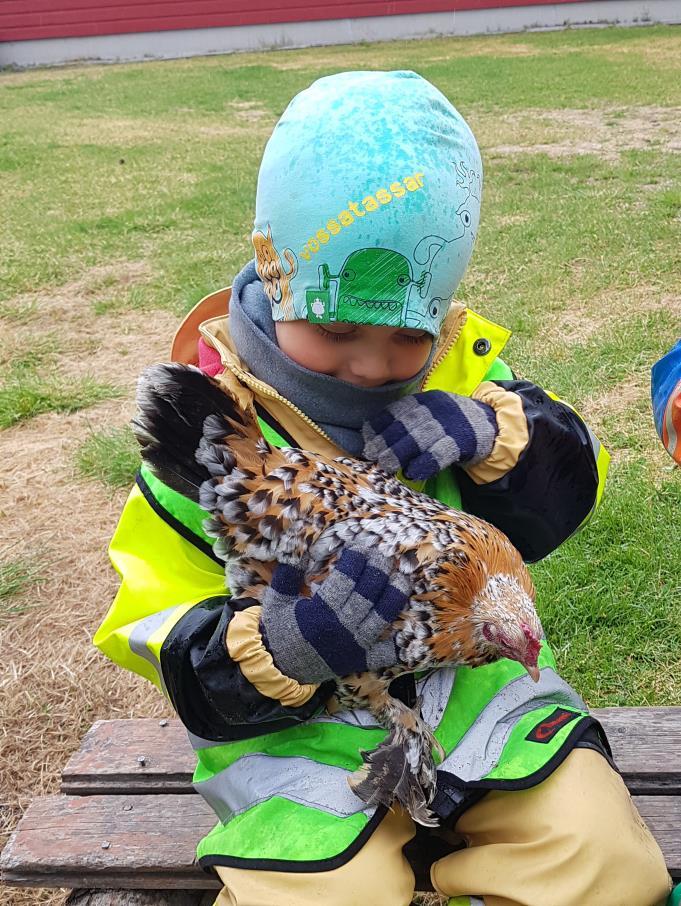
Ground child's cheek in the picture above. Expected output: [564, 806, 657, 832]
[393, 344, 433, 380]
[275, 323, 340, 375]
[292, 344, 341, 375]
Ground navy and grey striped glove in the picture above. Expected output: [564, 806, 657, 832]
[362, 389, 498, 481]
[259, 548, 411, 684]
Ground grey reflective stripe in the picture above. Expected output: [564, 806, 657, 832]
[313, 711, 381, 729]
[187, 729, 228, 750]
[438, 667, 585, 782]
[186, 708, 384, 753]
[471, 897, 485, 905]
[128, 606, 179, 698]
[419, 666, 456, 728]
[578, 425, 603, 527]
[194, 753, 374, 825]
[187, 668, 456, 750]
[188, 671, 458, 825]
[587, 424, 601, 462]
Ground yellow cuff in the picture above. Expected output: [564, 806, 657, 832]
[464, 381, 529, 485]
[226, 606, 319, 707]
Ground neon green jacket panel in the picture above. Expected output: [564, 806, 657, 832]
[94, 479, 225, 691]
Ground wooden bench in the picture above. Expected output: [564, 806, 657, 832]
[2, 709, 681, 904]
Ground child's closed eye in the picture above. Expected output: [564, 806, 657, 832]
[314, 325, 357, 343]
[396, 331, 431, 346]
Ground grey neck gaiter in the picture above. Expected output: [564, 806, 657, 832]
[228, 261, 436, 455]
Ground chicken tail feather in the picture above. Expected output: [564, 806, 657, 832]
[133, 363, 261, 501]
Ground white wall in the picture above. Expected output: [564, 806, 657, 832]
[1, 0, 680, 69]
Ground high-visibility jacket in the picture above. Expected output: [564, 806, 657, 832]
[94, 289, 610, 871]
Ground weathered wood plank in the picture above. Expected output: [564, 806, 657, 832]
[2, 792, 681, 888]
[61, 711, 681, 796]
[0, 795, 220, 889]
[594, 708, 681, 794]
[66, 890, 216, 905]
[61, 720, 193, 795]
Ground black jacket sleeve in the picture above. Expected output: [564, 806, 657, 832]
[160, 595, 335, 742]
[457, 380, 600, 562]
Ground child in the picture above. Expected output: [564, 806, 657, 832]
[652, 339, 681, 463]
[94, 71, 671, 906]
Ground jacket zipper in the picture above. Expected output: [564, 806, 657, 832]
[198, 318, 336, 444]
[421, 312, 466, 389]
[230, 365, 334, 443]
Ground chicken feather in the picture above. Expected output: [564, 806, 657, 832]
[133, 364, 543, 826]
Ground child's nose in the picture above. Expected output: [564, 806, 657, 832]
[349, 354, 391, 386]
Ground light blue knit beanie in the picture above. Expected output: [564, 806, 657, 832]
[252, 70, 482, 337]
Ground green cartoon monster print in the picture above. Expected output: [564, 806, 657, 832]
[306, 248, 428, 327]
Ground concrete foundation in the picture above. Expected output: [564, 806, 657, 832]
[1, 1, 679, 69]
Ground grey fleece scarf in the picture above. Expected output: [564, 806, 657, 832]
[228, 261, 436, 455]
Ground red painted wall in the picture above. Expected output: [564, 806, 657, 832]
[1, 0, 592, 43]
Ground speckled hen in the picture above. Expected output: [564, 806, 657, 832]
[133, 363, 543, 826]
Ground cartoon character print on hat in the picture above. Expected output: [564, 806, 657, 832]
[305, 249, 429, 327]
[301, 159, 479, 334]
[253, 226, 298, 320]
[413, 161, 481, 287]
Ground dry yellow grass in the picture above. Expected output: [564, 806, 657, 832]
[477, 106, 681, 161]
[0, 263, 175, 906]
[66, 97, 670, 163]
[1, 262, 178, 387]
[543, 285, 681, 350]
[47, 115, 275, 148]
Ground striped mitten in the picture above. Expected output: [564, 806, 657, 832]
[362, 389, 498, 481]
[260, 548, 412, 684]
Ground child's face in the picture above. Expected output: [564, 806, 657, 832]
[275, 320, 434, 387]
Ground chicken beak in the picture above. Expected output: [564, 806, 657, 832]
[526, 664, 541, 683]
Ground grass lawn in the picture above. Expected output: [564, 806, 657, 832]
[1, 24, 680, 906]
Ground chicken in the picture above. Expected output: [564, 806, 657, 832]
[133, 363, 543, 826]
